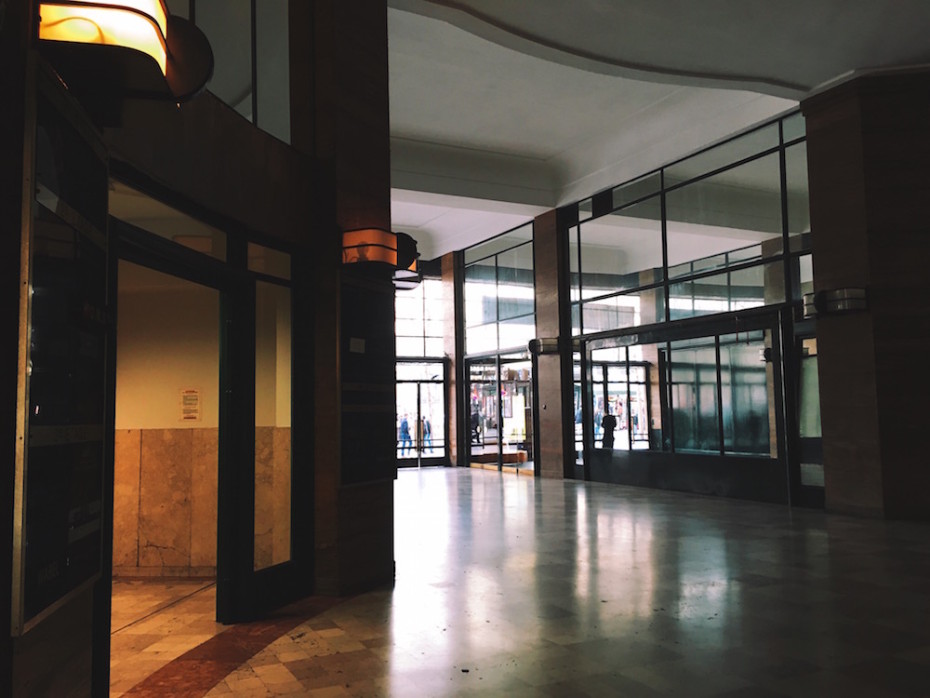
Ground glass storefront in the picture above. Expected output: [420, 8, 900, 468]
[564, 112, 813, 504]
[463, 223, 535, 472]
[395, 278, 449, 466]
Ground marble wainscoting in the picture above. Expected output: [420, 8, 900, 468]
[254, 426, 291, 570]
[114, 428, 218, 578]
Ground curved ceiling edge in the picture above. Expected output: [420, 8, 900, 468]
[388, 0, 810, 99]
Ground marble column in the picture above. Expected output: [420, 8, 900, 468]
[533, 209, 575, 479]
[802, 69, 930, 519]
[289, 0, 394, 593]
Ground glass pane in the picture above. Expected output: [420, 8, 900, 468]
[396, 383, 417, 459]
[670, 338, 719, 453]
[582, 286, 665, 333]
[420, 383, 445, 455]
[666, 153, 783, 273]
[247, 243, 291, 280]
[720, 333, 772, 456]
[498, 316, 535, 353]
[612, 172, 662, 209]
[669, 263, 775, 320]
[791, 254, 814, 302]
[786, 143, 811, 251]
[109, 181, 227, 261]
[254, 281, 291, 570]
[197, 0, 254, 120]
[463, 222, 533, 264]
[468, 362, 498, 462]
[465, 323, 497, 355]
[255, 0, 290, 143]
[396, 362, 444, 382]
[578, 197, 593, 221]
[497, 242, 534, 322]
[500, 360, 532, 459]
[579, 197, 663, 298]
[665, 123, 779, 186]
[464, 259, 496, 327]
[396, 337, 424, 358]
[782, 112, 806, 142]
[424, 337, 444, 357]
[799, 353, 822, 439]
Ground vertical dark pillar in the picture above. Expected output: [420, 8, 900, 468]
[1, 1, 32, 691]
[802, 70, 930, 519]
[289, 0, 394, 593]
[442, 252, 464, 466]
[533, 208, 574, 479]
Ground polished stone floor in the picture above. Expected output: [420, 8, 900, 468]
[114, 467, 930, 696]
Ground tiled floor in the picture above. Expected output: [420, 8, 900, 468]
[110, 580, 223, 696]
[113, 468, 930, 696]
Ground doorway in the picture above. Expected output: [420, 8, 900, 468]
[109, 261, 224, 689]
[396, 360, 447, 466]
[466, 353, 534, 473]
[104, 180, 306, 692]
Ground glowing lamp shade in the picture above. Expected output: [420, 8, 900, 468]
[39, 0, 169, 75]
[342, 228, 398, 266]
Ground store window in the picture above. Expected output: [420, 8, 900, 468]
[570, 112, 807, 336]
[464, 223, 535, 355]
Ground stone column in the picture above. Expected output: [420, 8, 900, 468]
[442, 252, 464, 466]
[802, 69, 930, 519]
[533, 208, 574, 478]
[289, 0, 394, 593]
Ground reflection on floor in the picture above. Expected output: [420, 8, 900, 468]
[470, 460, 535, 475]
[110, 580, 222, 696]
[114, 468, 930, 696]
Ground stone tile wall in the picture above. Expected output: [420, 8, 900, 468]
[113, 428, 218, 577]
[114, 427, 292, 577]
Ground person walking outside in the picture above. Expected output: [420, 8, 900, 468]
[399, 413, 412, 455]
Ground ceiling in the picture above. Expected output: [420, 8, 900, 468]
[388, 0, 930, 260]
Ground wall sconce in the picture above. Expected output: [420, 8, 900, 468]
[40, 0, 170, 74]
[37, 0, 214, 113]
[342, 229, 420, 285]
[342, 228, 399, 266]
[802, 287, 868, 319]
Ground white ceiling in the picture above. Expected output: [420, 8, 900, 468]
[388, 0, 930, 260]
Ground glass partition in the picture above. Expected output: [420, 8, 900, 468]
[665, 153, 783, 271]
[569, 112, 807, 337]
[254, 280, 292, 570]
[719, 332, 773, 457]
[196, 0, 253, 120]
[186, 0, 290, 142]
[670, 337, 720, 454]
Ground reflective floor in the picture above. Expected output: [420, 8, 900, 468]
[117, 468, 930, 696]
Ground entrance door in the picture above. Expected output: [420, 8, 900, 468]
[396, 361, 447, 466]
[112, 210, 306, 624]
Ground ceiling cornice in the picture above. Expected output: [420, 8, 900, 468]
[388, 0, 809, 99]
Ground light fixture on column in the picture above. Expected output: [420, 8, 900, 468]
[342, 228, 420, 281]
[37, 0, 213, 111]
[39, 0, 170, 74]
[342, 228, 399, 266]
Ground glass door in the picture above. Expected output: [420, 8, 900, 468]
[467, 359, 499, 467]
[500, 354, 533, 472]
[396, 361, 447, 466]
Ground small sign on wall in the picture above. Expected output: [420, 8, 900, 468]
[180, 388, 202, 422]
